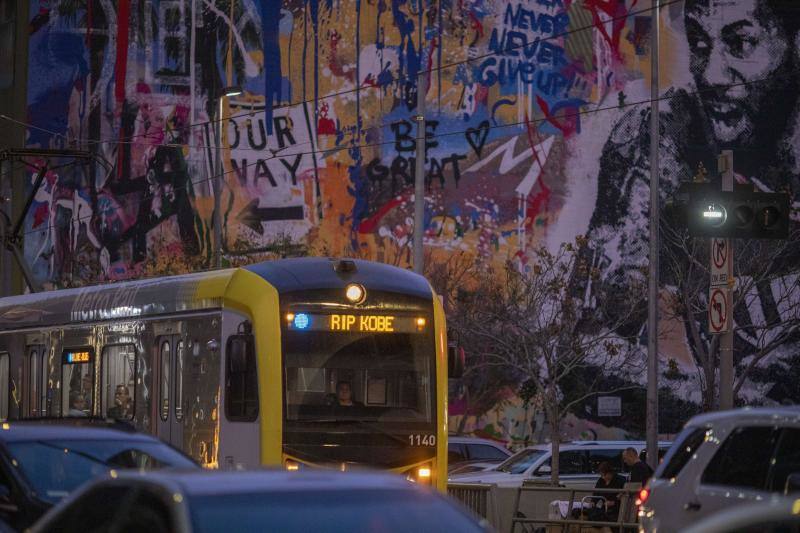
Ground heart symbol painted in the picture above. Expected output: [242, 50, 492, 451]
[465, 120, 490, 157]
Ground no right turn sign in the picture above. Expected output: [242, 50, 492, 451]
[709, 287, 731, 333]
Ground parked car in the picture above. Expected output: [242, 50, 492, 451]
[448, 436, 512, 474]
[681, 495, 800, 533]
[31, 469, 494, 533]
[0, 418, 198, 531]
[449, 441, 671, 489]
[639, 406, 800, 532]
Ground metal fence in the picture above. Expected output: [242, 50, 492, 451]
[511, 484, 641, 533]
[448, 482, 495, 520]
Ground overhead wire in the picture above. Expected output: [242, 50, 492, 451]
[17, 71, 796, 242]
[1, 0, 683, 151]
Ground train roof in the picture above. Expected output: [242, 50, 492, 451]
[245, 257, 432, 299]
[0, 258, 433, 330]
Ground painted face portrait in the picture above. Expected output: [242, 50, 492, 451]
[685, 0, 795, 146]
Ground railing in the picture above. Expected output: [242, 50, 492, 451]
[511, 483, 641, 533]
[448, 482, 495, 520]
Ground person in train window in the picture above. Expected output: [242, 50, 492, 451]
[67, 391, 88, 417]
[107, 385, 133, 420]
[335, 381, 363, 407]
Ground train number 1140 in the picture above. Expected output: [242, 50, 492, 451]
[408, 434, 436, 446]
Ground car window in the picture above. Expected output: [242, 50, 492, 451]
[496, 449, 547, 475]
[558, 451, 588, 475]
[467, 444, 508, 461]
[448, 443, 466, 464]
[726, 521, 800, 533]
[659, 427, 706, 479]
[39, 485, 133, 533]
[768, 428, 800, 492]
[7, 439, 195, 503]
[588, 449, 625, 475]
[189, 489, 487, 533]
[701, 426, 780, 490]
[113, 489, 173, 533]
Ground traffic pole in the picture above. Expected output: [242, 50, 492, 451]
[718, 150, 734, 410]
[646, 0, 660, 471]
[413, 4, 426, 275]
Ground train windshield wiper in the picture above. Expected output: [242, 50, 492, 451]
[300, 418, 408, 445]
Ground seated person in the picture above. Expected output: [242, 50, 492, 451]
[107, 384, 133, 419]
[590, 461, 626, 521]
[67, 391, 88, 417]
[334, 381, 363, 408]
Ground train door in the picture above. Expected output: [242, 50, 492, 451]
[155, 334, 184, 448]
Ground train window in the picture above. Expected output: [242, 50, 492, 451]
[160, 341, 170, 422]
[61, 348, 94, 417]
[225, 335, 258, 421]
[0, 353, 8, 421]
[28, 348, 39, 417]
[101, 345, 136, 421]
[175, 341, 184, 421]
[28, 347, 47, 417]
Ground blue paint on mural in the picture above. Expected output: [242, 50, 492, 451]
[261, 1, 283, 135]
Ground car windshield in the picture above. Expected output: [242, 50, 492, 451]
[495, 449, 547, 474]
[189, 489, 486, 533]
[7, 439, 196, 503]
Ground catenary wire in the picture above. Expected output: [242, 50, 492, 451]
[17, 71, 794, 241]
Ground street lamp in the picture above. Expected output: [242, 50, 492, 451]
[213, 85, 242, 268]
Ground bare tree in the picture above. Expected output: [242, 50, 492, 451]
[661, 214, 800, 410]
[449, 238, 645, 484]
[427, 252, 522, 435]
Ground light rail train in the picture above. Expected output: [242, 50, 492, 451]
[0, 258, 450, 490]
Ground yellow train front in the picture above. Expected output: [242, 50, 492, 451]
[0, 257, 449, 491]
[241, 258, 448, 490]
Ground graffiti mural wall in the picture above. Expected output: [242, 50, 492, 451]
[24, 0, 800, 439]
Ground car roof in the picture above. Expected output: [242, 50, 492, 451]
[0, 419, 157, 443]
[448, 436, 508, 447]
[685, 406, 800, 428]
[511, 441, 672, 453]
[115, 469, 422, 497]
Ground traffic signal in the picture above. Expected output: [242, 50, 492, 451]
[682, 183, 790, 239]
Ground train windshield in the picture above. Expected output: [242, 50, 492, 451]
[283, 330, 433, 424]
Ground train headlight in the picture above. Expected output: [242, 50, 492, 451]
[345, 284, 366, 304]
[285, 459, 301, 471]
[405, 463, 433, 484]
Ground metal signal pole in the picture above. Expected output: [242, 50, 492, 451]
[646, 0, 660, 471]
[718, 150, 734, 410]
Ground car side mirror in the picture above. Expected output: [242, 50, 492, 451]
[785, 472, 800, 495]
[536, 465, 551, 476]
[448, 345, 464, 379]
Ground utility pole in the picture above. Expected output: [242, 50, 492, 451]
[646, 0, 660, 471]
[413, 2, 426, 275]
[718, 150, 734, 410]
[213, 86, 242, 269]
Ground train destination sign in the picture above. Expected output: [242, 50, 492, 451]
[287, 313, 427, 333]
[63, 348, 94, 364]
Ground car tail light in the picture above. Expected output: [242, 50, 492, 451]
[636, 488, 649, 506]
